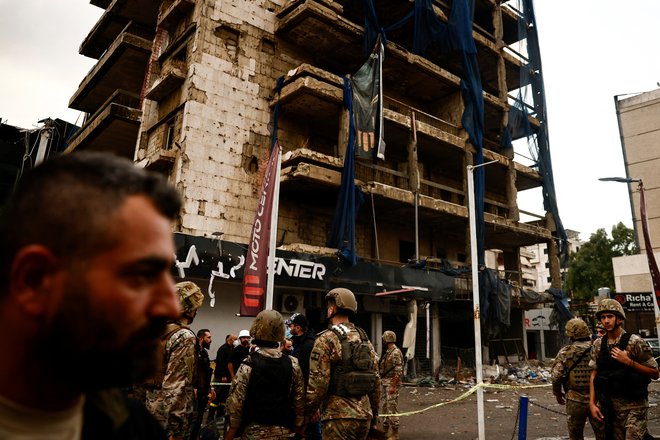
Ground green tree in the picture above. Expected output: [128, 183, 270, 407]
[611, 221, 639, 255]
[565, 222, 637, 300]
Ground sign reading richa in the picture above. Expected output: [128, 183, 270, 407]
[614, 292, 655, 313]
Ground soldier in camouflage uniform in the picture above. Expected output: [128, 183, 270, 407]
[379, 330, 403, 440]
[139, 281, 204, 440]
[225, 310, 305, 440]
[589, 299, 659, 440]
[551, 318, 604, 440]
[306, 288, 381, 440]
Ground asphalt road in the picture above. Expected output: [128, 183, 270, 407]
[394, 379, 660, 439]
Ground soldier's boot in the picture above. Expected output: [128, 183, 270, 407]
[387, 426, 399, 440]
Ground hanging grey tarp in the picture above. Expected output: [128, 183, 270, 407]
[548, 287, 573, 336]
[479, 268, 512, 338]
[351, 37, 386, 161]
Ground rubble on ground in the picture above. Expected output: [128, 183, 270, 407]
[404, 360, 553, 388]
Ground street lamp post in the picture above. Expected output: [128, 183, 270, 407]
[467, 159, 497, 440]
[599, 177, 660, 341]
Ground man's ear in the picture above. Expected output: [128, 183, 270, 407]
[10, 245, 63, 317]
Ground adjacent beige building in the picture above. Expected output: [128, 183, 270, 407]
[616, 88, 660, 253]
[612, 88, 660, 335]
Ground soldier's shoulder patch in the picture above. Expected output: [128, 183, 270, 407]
[311, 351, 321, 361]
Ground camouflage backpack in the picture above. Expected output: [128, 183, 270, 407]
[329, 324, 377, 397]
[564, 347, 591, 391]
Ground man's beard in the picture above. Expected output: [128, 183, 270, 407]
[40, 280, 168, 392]
[202, 340, 210, 350]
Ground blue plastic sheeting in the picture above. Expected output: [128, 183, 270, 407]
[507, 0, 568, 264]
[326, 78, 365, 265]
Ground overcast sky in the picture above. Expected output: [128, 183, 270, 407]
[1, 0, 658, 240]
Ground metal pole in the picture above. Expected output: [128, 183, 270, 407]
[467, 164, 485, 440]
[639, 182, 660, 341]
[415, 192, 419, 261]
[650, 278, 660, 342]
[265, 146, 282, 310]
[518, 395, 529, 440]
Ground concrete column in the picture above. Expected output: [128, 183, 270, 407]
[431, 302, 441, 375]
[493, 4, 510, 152]
[506, 163, 520, 221]
[338, 106, 350, 160]
[547, 238, 562, 289]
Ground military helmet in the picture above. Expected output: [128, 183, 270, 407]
[565, 318, 590, 340]
[250, 309, 285, 343]
[595, 322, 605, 330]
[382, 330, 396, 343]
[176, 281, 204, 314]
[325, 288, 358, 313]
[595, 298, 626, 320]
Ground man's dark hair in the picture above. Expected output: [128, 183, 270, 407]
[225, 334, 232, 342]
[0, 152, 181, 292]
[197, 329, 211, 338]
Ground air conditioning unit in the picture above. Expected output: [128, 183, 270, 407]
[281, 293, 304, 314]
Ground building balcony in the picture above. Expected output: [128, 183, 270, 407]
[275, 62, 536, 161]
[65, 90, 141, 159]
[90, 0, 112, 9]
[274, 64, 542, 192]
[158, 0, 195, 33]
[145, 59, 187, 101]
[138, 147, 178, 174]
[334, 0, 523, 48]
[81, 13, 155, 60]
[88, 0, 158, 33]
[69, 28, 152, 114]
[280, 147, 551, 252]
[276, 0, 525, 103]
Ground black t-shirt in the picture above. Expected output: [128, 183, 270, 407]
[291, 330, 316, 384]
[229, 344, 250, 373]
[214, 343, 233, 380]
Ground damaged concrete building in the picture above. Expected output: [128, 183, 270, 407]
[67, 0, 566, 372]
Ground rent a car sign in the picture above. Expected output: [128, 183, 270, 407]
[614, 292, 655, 312]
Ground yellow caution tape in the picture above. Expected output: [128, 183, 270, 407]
[379, 381, 551, 418]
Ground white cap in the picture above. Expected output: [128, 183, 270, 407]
[238, 329, 251, 338]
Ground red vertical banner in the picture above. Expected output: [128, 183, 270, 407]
[640, 182, 660, 305]
[241, 141, 281, 316]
